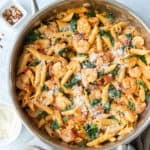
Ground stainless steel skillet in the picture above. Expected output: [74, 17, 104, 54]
[9, 0, 150, 149]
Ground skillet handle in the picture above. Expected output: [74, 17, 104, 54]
[31, 0, 39, 14]
[115, 145, 136, 150]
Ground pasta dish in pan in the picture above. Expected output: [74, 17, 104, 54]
[16, 6, 150, 147]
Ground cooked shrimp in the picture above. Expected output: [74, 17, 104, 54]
[145, 54, 150, 64]
[81, 68, 97, 87]
[132, 36, 144, 48]
[39, 91, 54, 106]
[135, 102, 146, 114]
[142, 66, 150, 79]
[89, 89, 101, 100]
[55, 93, 72, 110]
[124, 57, 138, 68]
[122, 77, 137, 94]
[52, 61, 67, 79]
[16, 74, 30, 91]
[128, 66, 141, 78]
[124, 110, 137, 123]
[38, 22, 58, 38]
[72, 34, 90, 53]
[88, 17, 99, 26]
[34, 39, 50, 49]
[77, 17, 91, 38]
[59, 127, 76, 143]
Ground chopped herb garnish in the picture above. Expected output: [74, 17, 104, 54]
[105, 12, 114, 21]
[97, 69, 105, 77]
[146, 92, 150, 103]
[109, 64, 120, 77]
[50, 119, 60, 129]
[27, 59, 41, 67]
[41, 84, 48, 91]
[70, 13, 79, 31]
[84, 124, 99, 140]
[90, 99, 101, 106]
[38, 111, 48, 119]
[64, 75, 80, 88]
[128, 101, 135, 111]
[78, 140, 87, 147]
[86, 11, 96, 17]
[81, 61, 96, 68]
[109, 85, 121, 99]
[104, 101, 111, 111]
[99, 29, 114, 46]
[25, 31, 44, 44]
[62, 116, 69, 122]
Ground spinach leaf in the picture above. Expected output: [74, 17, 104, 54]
[84, 124, 99, 139]
[41, 84, 48, 91]
[137, 55, 147, 64]
[86, 11, 96, 17]
[50, 119, 60, 129]
[62, 116, 69, 122]
[38, 111, 48, 119]
[146, 92, 150, 103]
[90, 99, 101, 106]
[58, 47, 70, 58]
[64, 75, 80, 88]
[125, 33, 133, 47]
[85, 88, 91, 95]
[78, 140, 87, 147]
[97, 69, 105, 77]
[137, 80, 144, 86]
[108, 115, 118, 121]
[109, 64, 120, 77]
[62, 105, 74, 112]
[58, 87, 64, 93]
[70, 13, 79, 31]
[27, 59, 41, 67]
[54, 38, 61, 45]
[137, 79, 147, 91]
[81, 61, 96, 68]
[125, 33, 132, 40]
[105, 12, 114, 21]
[128, 101, 135, 111]
[77, 53, 89, 57]
[125, 55, 147, 64]
[99, 29, 114, 46]
[25, 31, 43, 44]
[109, 85, 121, 99]
[104, 101, 111, 111]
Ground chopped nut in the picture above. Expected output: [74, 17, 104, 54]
[2, 5, 23, 25]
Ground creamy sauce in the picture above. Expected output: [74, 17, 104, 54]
[0, 105, 19, 140]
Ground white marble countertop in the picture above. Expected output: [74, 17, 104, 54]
[0, 0, 150, 149]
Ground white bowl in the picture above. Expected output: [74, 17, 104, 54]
[0, 103, 22, 147]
